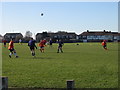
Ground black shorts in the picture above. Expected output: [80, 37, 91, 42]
[9, 48, 15, 52]
[30, 46, 35, 51]
[58, 45, 62, 48]
[40, 46, 44, 49]
[103, 45, 106, 48]
[4, 42, 6, 45]
[50, 43, 52, 45]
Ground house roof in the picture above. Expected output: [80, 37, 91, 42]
[0, 34, 2, 37]
[36, 32, 76, 36]
[80, 31, 120, 36]
[4, 33, 23, 36]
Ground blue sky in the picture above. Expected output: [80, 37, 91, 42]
[0, 2, 118, 36]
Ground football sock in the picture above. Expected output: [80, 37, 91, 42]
[31, 51, 34, 56]
[33, 53, 35, 56]
[14, 53, 17, 56]
[9, 52, 12, 56]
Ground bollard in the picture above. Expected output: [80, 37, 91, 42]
[66, 80, 74, 89]
[1, 76, 8, 90]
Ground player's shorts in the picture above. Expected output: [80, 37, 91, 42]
[58, 45, 62, 48]
[9, 48, 15, 52]
[40, 46, 44, 49]
[103, 45, 106, 48]
[4, 42, 6, 45]
[50, 43, 52, 45]
[30, 46, 35, 50]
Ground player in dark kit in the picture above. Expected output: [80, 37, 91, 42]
[57, 40, 64, 53]
[49, 38, 52, 47]
[28, 38, 37, 57]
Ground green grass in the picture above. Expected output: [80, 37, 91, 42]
[2, 42, 118, 88]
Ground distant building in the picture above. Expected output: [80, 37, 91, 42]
[4, 33, 23, 42]
[0, 34, 3, 42]
[36, 31, 77, 42]
[78, 30, 120, 42]
[3, 30, 120, 43]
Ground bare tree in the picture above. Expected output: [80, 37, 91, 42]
[25, 31, 32, 37]
[15, 34, 23, 42]
[23, 31, 33, 42]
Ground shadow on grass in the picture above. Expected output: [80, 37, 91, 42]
[26, 57, 53, 60]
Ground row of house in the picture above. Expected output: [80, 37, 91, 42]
[78, 30, 120, 42]
[3, 33, 23, 42]
[2, 30, 120, 42]
[36, 31, 76, 42]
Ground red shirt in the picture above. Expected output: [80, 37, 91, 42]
[39, 41, 44, 47]
[8, 41, 14, 49]
[2, 40, 6, 43]
[102, 41, 106, 46]
[43, 40, 46, 45]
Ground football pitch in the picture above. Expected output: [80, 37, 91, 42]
[2, 43, 118, 88]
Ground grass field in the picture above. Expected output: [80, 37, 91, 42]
[2, 42, 118, 88]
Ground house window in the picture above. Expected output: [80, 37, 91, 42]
[82, 36, 86, 39]
[69, 35, 73, 38]
[62, 35, 66, 39]
[12, 36, 14, 38]
[114, 36, 117, 39]
[7, 36, 10, 38]
[87, 36, 94, 39]
[66, 36, 69, 38]
[54, 36, 57, 38]
[98, 36, 104, 39]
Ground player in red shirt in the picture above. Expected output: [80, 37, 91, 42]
[102, 40, 107, 50]
[43, 39, 47, 46]
[38, 40, 45, 53]
[8, 39, 18, 58]
[2, 39, 7, 48]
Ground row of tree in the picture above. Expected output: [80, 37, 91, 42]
[18, 31, 33, 42]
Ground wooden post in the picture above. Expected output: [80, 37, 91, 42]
[1, 76, 8, 90]
[66, 80, 74, 89]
